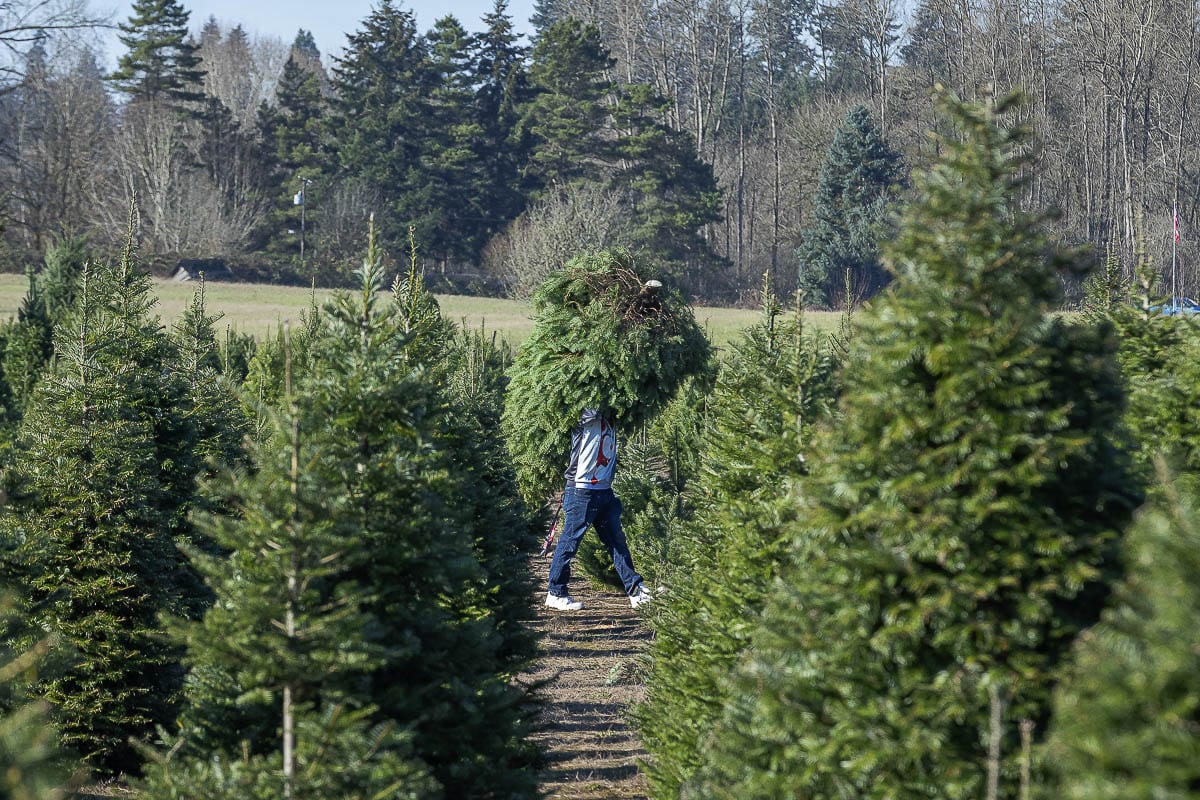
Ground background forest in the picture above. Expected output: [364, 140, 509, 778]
[3, 0, 1200, 304]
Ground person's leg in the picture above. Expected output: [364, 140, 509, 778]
[547, 488, 594, 597]
[592, 490, 644, 595]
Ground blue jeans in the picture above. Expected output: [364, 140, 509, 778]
[547, 486, 644, 597]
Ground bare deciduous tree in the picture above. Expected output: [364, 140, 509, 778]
[0, 0, 109, 95]
[196, 18, 289, 128]
[484, 183, 631, 298]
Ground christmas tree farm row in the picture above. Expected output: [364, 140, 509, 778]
[3, 90, 1200, 799]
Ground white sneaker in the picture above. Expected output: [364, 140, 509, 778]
[545, 592, 583, 611]
[629, 584, 654, 609]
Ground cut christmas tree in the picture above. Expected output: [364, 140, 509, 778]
[502, 249, 710, 504]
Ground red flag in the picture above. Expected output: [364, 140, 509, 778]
[1175, 209, 1181, 242]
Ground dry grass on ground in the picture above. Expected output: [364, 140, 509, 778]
[0, 273, 837, 349]
[523, 559, 654, 800]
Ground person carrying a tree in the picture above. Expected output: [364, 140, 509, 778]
[545, 407, 653, 611]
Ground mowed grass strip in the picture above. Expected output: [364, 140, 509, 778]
[0, 273, 838, 349]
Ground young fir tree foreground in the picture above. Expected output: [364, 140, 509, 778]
[638, 296, 840, 797]
[681, 91, 1137, 799]
[0, 591, 79, 800]
[1044, 467, 1200, 799]
[1084, 250, 1200, 484]
[164, 248, 538, 798]
[140, 301, 434, 799]
[0, 233, 243, 775]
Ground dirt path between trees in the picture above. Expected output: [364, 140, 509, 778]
[524, 562, 654, 800]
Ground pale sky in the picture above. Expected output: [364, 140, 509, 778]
[103, 0, 537, 61]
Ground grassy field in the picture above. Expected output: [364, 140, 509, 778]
[0, 273, 839, 350]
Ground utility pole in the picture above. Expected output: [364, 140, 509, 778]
[294, 178, 312, 271]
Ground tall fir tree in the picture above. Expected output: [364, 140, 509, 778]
[423, 15, 489, 267]
[516, 22, 724, 293]
[611, 82, 724, 284]
[529, 0, 565, 38]
[685, 92, 1137, 799]
[638, 298, 839, 798]
[796, 104, 906, 305]
[257, 34, 330, 260]
[330, 1, 436, 253]
[515, 19, 615, 194]
[111, 0, 206, 107]
[471, 0, 530, 245]
[1044, 469, 1200, 800]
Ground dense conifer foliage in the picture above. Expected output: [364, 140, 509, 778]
[0, 234, 245, 774]
[140, 288, 436, 797]
[502, 249, 710, 504]
[0, 239, 89, 424]
[676, 92, 1137, 799]
[1087, 258, 1200, 483]
[1044, 470, 1200, 800]
[168, 250, 539, 798]
[797, 105, 906, 305]
[0, 592, 78, 800]
[638, 299, 839, 796]
[111, 0, 205, 106]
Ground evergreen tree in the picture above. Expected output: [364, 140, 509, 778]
[1, 247, 206, 774]
[196, 92, 269, 224]
[611, 83, 723, 282]
[292, 29, 323, 67]
[141, 706, 435, 800]
[797, 104, 906, 305]
[0, 238, 89, 419]
[515, 19, 615, 194]
[423, 15, 488, 266]
[502, 250, 711, 504]
[184, 247, 539, 797]
[169, 277, 250, 476]
[241, 292, 325, 430]
[1044, 470, 1200, 800]
[639, 299, 839, 797]
[36, 238, 88, 327]
[687, 92, 1136, 799]
[530, 0, 565, 38]
[330, 1, 435, 252]
[517, 23, 724, 292]
[1, 268, 54, 414]
[111, 0, 206, 107]
[1093, 254, 1200, 484]
[257, 36, 330, 260]
[0, 592, 80, 800]
[146, 325, 436, 799]
[471, 0, 530, 245]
